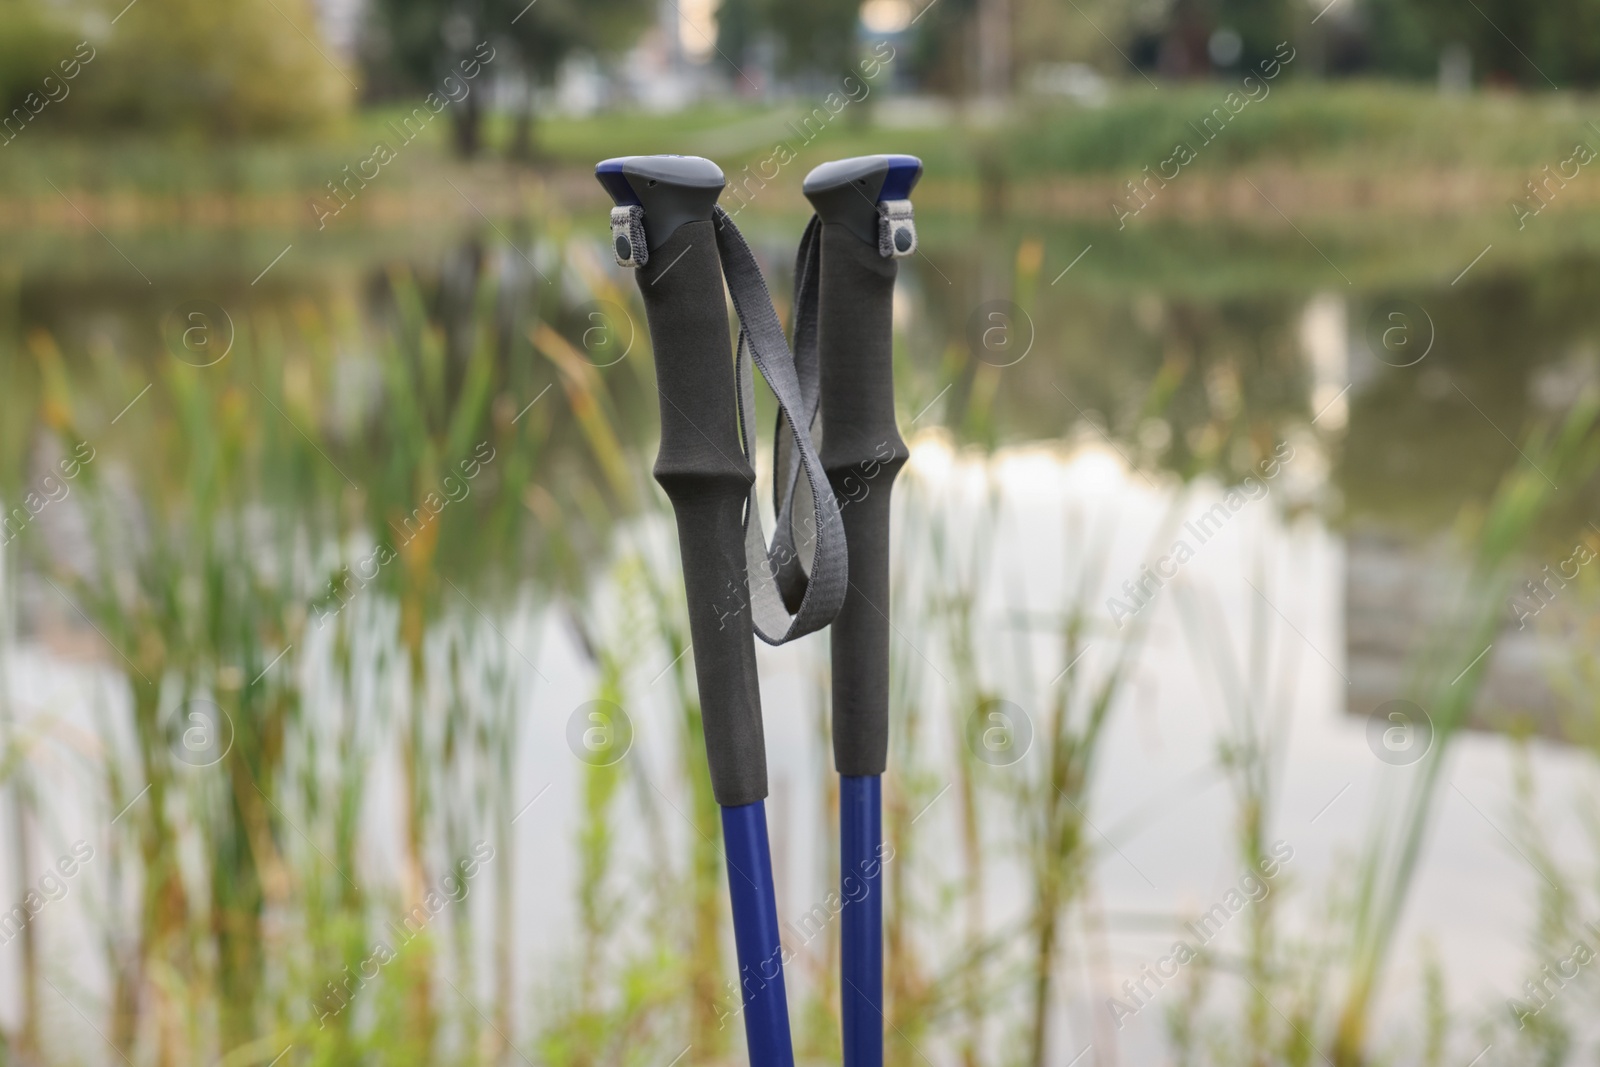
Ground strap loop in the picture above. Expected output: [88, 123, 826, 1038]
[714, 206, 846, 645]
[768, 215, 822, 612]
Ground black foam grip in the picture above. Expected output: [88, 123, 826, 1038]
[817, 223, 909, 777]
[634, 220, 768, 807]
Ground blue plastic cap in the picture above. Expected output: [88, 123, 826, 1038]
[879, 154, 923, 201]
[595, 157, 641, 207]
[593, 155, 727, 251]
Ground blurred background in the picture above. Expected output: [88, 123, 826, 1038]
[2, 0, 1600, 1064]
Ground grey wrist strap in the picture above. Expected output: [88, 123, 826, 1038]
[712, 206, 846, 645]
[767, 215, 823, 613]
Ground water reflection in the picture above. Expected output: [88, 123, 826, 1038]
[9, 220, 1599, 728]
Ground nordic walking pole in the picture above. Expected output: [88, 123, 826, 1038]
[595, 155, 848, 1066]
[800, 154, 922, 1067]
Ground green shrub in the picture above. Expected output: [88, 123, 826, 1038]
[16, 0, 354, 138]
[0, 0, 81, 115]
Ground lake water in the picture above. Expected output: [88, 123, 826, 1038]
[2, 206, 1598, 1064]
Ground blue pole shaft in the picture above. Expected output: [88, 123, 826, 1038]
[841, 774, 884, 1067]
[721, 801, 796, 1066]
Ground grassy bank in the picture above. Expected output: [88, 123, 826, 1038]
[535, 81, 1600, 177]
[2, 82, 1599, 219]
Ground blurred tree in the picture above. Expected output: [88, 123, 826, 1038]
[977, 0, 1012, 97]
[81, 0, 351, 136]
[372, 0, 648, 160]
[768, 0, 862, 82]
[715, 0, 769, 92]
[372, 0, 493, 156]
[1010, 0, 1143, 87]
[740, 0, 1600, 92]
[1119, 0, 1298, 78]
[920, 0, 1154, 96]
[905, 0, 977, 95]
[1356, 0, 1437, 79]
[1399, 0, 1600, 87]
[494, 0, 650, 159]
[1214, 0, 1296, 72]
[0, 0, 79, 114]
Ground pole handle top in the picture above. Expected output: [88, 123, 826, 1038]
[803, 155, 923, 253]
[802, 155, 922, 247]
[595, 155, 725, 252]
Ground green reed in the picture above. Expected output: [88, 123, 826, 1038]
[1330, 392, 1600, 1066]
[0, 213, 650, 1064]
[1170, 534, 1322, 1067]
[1483, 524, 1600, 1061]
[1144, 394, 1600, 1067]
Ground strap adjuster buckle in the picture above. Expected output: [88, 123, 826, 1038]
[610, 205, 648, 268]
[878, 199, 916, 258]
